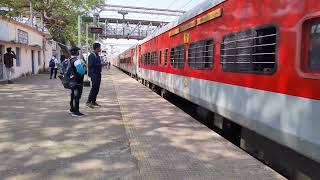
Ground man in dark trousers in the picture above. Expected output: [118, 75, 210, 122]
[4, 47, 16, 84]
[49, 55, 59, 79]
[69, 47, 86, 117]
[86, 43, 102, 108]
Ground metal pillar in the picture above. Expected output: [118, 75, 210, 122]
[29, 1, 33, 27]
[84, 23, 90, 86]
[77, 15, 82, 56]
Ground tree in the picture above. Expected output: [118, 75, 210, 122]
[0, 0, 101, 54]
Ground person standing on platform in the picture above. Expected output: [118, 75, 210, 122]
[69, 47, 86, 117]
[4, 47, 16, 84]
[49, 55, 59, 79]
[86, 43, 102, 108]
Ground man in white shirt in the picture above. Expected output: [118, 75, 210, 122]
[49, 56, 59, 79]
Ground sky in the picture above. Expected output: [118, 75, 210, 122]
[100, 0, 206, 55]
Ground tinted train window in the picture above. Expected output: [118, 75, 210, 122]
[159, 50, 162, 65]
[309, 22, 320, 71]
[164, 49, 168, 66]
[170, 45, 185, 68]
[141, 55, 143, 65]
[188, 39, 214, 69]
[221, 25, 277, 74]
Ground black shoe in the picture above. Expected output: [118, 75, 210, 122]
[8, 80, 13, 84]
[71, 112, 86, 117]
[92, 102, 101, 107]
[69, 109, 74, 114]
[50, 77, 52, 79]
[86, 102, 94, 109]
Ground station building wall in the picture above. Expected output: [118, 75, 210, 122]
[0, 17, 54, 81]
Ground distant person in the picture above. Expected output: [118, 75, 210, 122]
[49, 55, 59, 79]
[108, 61, 111, 69]
[86, 43, 102, 108]
[69, 47, 86, 117]
[4, 47, 16, 84]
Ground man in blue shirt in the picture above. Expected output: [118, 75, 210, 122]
[87, 43, 102, 108]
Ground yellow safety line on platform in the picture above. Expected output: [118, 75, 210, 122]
[111, 73, 157, 178]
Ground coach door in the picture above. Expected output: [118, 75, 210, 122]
[0, 45, 4, 80]
[31, 50, 35, 74]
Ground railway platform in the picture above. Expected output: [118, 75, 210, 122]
[0, 68, 285, 179]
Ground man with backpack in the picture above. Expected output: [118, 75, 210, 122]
[67, 47, 86, 117]
[4, 47, 16, 84]
[49, 55, 59, 79]
[86, 43, 102, 108]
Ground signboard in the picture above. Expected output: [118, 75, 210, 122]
[17, 29, 29, 44]
[197, 8, 223, 25]
[90, 27, 103, 34]
[184, 33, 190, 44]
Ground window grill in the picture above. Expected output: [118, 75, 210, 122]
[151, 51, 158, 66]
[170, 45, 185, 68]
[221, 25, 278, 74]
[188, 39, 214, 69]
[147, 52, 151, 65]
[120, 57, 130, 64]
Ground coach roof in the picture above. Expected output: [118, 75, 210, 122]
[139, 0, 227, 44]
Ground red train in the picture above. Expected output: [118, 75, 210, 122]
[114, 0, 320, 166]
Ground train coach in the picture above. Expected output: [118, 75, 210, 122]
[114, 0, 320, 176]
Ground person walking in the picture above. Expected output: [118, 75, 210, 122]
[86, 43, 102, 108]
[4, 47, 16, 84]
[68, 47, 86, 117]
[49, 55, 59, 79]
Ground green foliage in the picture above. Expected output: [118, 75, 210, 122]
[0, 0, 101, 53]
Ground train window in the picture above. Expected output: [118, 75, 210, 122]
[308, 21, 320, 71]
[151, 51, 158, 66]
[188, 39, 214, 70]
[141, 55, 143, 65]
[159, 49, 168, 66]
[141, 54, 145, 65]
[170, 45, 185, 68]
[220, 25, 277, 74]
[127, 57, 130, 64]
[159, 50, 163, 65]
[144, 54, 147, 65]
[147, 52, 151, 65]
[164, 49, 168, 66]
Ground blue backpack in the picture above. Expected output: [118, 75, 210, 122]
[58, 58, 77, 89]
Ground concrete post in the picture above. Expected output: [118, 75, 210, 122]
[86, 23, 89, 73]
[77, 15, 82, 57]
[84, 23, 91, 87]
[29, 1, 33, 27]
